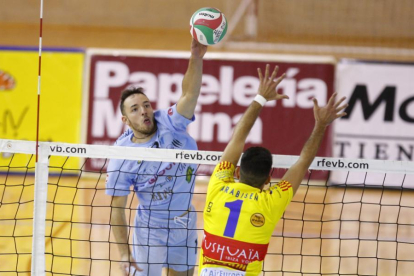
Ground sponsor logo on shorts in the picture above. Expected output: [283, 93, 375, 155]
[168, 108, 173, 116]
[200, 266, 246, 276]
[250, 213, 265, 227]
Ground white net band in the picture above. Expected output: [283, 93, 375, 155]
[2, 139, 414, 174]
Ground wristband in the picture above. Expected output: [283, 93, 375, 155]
[254, 95, 267, 106]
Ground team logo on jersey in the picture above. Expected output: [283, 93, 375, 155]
[166, 175, 173, 182]
[186, 166, 194, 183]
[250, 213, 265, 227]
[168, 108, 173, 116]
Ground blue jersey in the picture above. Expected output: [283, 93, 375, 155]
[106, 105, 198, 222]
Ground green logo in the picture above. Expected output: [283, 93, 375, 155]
[186, 166, 194, 183]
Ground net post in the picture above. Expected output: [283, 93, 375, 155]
[31, 143, 49, 276]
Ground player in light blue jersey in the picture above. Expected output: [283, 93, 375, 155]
[106, 39, 207, 276]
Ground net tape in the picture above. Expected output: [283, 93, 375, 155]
[2, 139, 414, 175]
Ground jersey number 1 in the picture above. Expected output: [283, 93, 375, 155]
[223, 200, 243, 238]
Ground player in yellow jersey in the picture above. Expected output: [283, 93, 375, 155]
[198, 64, 348, 276]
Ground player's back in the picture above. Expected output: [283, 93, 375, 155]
[199, 161, 293, 275]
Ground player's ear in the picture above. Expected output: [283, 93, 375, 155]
[122, 115, 129, 126]
[235, 167, 240, 179]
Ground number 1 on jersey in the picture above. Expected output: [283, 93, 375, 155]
[223, 200, 243, 238]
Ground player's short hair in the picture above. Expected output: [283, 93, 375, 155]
[120, 87, 146, 115]
[240, 147, 272, 188]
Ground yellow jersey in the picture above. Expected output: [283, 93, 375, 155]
[198, 161, 293, 276]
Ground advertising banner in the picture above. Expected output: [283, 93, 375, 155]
[333, 60, 414, 187]
[335, 61, 414, 161]
[0, 48, 84, 171]
[86, 50, 335, 171]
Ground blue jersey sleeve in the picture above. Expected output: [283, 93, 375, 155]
[156, 104, 195, 131]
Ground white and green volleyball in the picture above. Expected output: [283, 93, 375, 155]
[190, 7, 227, 46]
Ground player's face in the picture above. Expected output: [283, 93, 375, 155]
[122, 93, 155, 136]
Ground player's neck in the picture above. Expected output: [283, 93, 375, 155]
[132, 127, 157, 144]
[240, 177, 265, 191]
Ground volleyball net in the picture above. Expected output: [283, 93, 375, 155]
[1, 139, 414, 276]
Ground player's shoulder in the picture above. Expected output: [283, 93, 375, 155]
[275, 180, 292, 191]
[114, 128, 133, 146]
[217, 161, 234, 170]
[210, 161, 235, 185]
[264, 180, 293, 200]
[154, 108, 163, 117]
[153, 107, 169, 123]
[154, 105, 189, 129]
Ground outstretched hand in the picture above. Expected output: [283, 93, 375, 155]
[190, 38, 207, 59]
[313, 92, 348, 127]
[257, 64, 288, 102]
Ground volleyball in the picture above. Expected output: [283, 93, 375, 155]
[190, 7, 227, 46]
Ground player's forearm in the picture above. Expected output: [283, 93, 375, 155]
[182, 56, 203, 101]
[110, 208, 131, 258]
[177, 56, 203, 119]
[298, 123, 327, 167]
[222, 102, 263, 165]
[232, 102, 263, 144]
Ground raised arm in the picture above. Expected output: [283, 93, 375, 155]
[221, 65, 287, 166]
[110, 196, 142, 275]
[282, 93, 348, 195]
[176, 39, 207, 119]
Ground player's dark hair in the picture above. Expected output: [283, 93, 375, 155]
[239, 147, 273, 188]
[120, 87, 146, 115]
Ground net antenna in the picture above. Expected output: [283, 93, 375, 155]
[32, 0, 47, 274]
[35, 0, 44, 157]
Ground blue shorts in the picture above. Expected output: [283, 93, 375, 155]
[131, 207, 198, 275]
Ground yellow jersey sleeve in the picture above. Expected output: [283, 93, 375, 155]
[207, 161, 235, 193]
[267, 180, 293, 210]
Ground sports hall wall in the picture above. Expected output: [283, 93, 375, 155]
[1, 0, 413, 59]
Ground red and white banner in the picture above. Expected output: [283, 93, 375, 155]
[85, 50, 335, 171]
